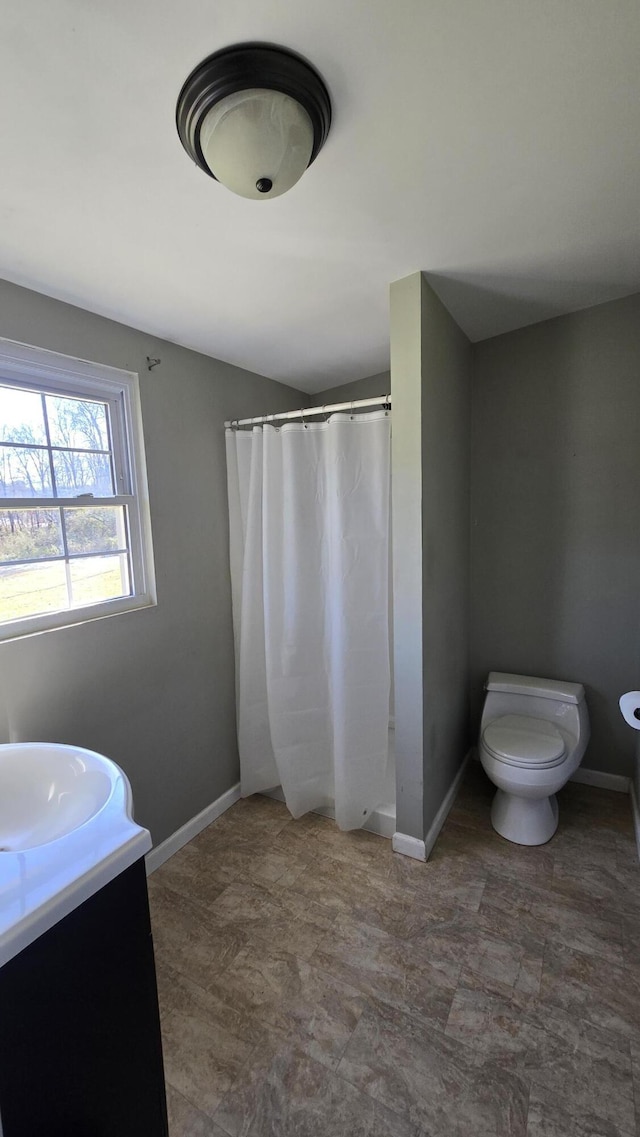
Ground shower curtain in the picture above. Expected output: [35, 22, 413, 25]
[225, 410, 391, 830]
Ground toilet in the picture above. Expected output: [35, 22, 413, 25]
[479, 672, 590, 845]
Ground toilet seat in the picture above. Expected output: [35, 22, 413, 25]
[482, 714, 566, 769]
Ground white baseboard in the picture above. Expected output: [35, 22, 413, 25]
[146, 782, 241, 875]
[391, 832, 426, 860]
[630, 780, 640, 864]
[363, 802, 396, 840]
[140, 761, 635, 876]
[393, 750, 471, 863]
[423, 750, 471, 859]
[570, 768, 630, 793]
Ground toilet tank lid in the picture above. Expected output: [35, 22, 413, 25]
[486, 672, 585, 704]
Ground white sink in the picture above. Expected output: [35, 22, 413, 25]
[0, 742, 151, 967]
[0, 744, 116, 852]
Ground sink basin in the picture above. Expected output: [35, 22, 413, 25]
[0, 743, 116, 852]
[0, 741, 151, 968]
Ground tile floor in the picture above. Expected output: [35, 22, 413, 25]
[148, 764, 640, 1136]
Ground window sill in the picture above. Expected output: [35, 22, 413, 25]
[0, 593, 157, 645]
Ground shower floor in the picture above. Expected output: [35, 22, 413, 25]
[372, 724, 396, 836]
[265, 726, 396, 838]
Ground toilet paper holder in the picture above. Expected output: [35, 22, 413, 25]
[619, 691, 640, 729]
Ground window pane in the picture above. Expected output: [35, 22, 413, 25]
[0, 509, 63, 563]
[0, 445, 53, 497]
[64, 506, 127, 555]
[0, 386, 47, 445]
[46, 395, 109, 451]
[0, 561, 67, 623]
[52, 450, 114, 496]
[69, 554, 130, 606]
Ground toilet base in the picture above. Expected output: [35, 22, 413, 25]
[490, 789, 559, 846]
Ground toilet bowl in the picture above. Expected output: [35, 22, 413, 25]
[479, 673, 590, 845]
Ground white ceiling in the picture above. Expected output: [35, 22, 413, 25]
[0, 1, 639, 394]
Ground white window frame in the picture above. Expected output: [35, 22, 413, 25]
[0, 337, 156, 642]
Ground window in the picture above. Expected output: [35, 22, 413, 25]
[0, 338, 155, 640]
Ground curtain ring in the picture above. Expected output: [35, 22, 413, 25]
[350, 401, 354, 420]
[300, 409, 308, 429]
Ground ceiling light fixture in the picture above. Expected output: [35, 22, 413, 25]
[176, 42, 332, 201]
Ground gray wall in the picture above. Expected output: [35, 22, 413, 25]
[420, 276, 471, 833]
[0, 279, 303, 845]
[314, 371, 391, 406]
[390, 273, 471, 840]
[471, 292, 640, 777]
[390, 275, 427, 840]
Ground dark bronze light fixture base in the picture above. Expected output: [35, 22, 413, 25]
[176, 42, 332, 182]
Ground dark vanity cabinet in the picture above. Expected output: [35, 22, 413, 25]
[0, 858, 168, 1137]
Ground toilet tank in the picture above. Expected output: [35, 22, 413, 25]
[480, 672, 587, 746]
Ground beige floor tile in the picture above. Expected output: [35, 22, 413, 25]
[446, 764, 496, 833]
[205, 880, 334, 959]
[621, 914, 640, 972]
[526, 1084, 635, 1137]
[431, 819, 556, 889]
[338, 998, 529, 1136]
[167, 1081, 239, 1137]
[279, 852, 459, 941]
[557, 783, 633, 832]
[549, 824, 620, 871]
[148, 771, 639, 1137]
[271, 811, 394, 878]
[214, 1038, 420, 1137]
[197, 795, 292, 847]
[161, 1005, 257, 1120]
[480, 871, 626, 966]
[373, 841, 488, 906]
[540, 940, 640, 1040]
[526, 1023, 634, 1134]
[278, 851, 395, 913]
[446, 986, 634, 1132]
[150, 881, 245, 988]
[446, 984, 531, 1056]
[460, 929, 544, 1003]
[630, 1041, 640, 1134]
[550, 859, 640, 916]
[155, 958, 269, 1045]
[404, 906, 544, 1009]
[188, 827, 311, 890]
[206, 941, 366, 1070]
[615, 831, 640, 872]
[153, 842, 211, 895]
[311, 914, 459, 1028]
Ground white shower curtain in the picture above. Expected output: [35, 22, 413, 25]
[225, 411, 391, 830]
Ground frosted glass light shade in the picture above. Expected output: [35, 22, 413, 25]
[200, 88, 314, 200]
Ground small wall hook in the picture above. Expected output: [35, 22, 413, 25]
[146, 356, 161, 371]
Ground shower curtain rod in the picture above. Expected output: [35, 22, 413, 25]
[225, 394, 391, 429]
